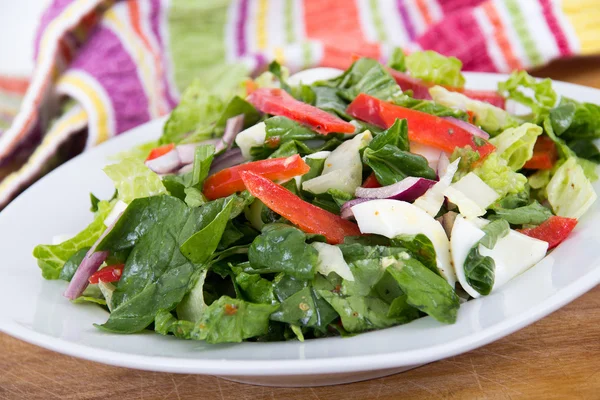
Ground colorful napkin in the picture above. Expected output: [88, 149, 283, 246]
[0, 0, 597, 207]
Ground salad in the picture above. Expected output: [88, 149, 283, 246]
[34, 50, 599, 343]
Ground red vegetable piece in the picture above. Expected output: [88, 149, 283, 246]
[89, 264, 124, 284]
[146, 144, 175, 161]
[523, 136, 558, 170]
[387, 69, 506, 108]
[362, 172, 381, 188]
[518, 216, 577, 250]
[203, 154, 310, 200]
[247, 88, 355, 134]
[346, 93, 496, 158]
[240, 171, 361, 244]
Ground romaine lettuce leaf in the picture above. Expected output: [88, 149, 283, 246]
[33, 200, 112, 280]
[546, 157, 597, 219]
[498, 71, 557, 121]
[405, 50, 465, 88]
[332, 58, 402, 102]
[471, 153, 527, 198]
[489, 123, 542, 170]
[363, 144, 437, 186]
[103, 158, 167, 203]
[429, 86, 519, 136]
[388, 48, 407, 72]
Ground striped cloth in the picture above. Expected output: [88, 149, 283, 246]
[0, 0, 597, 207]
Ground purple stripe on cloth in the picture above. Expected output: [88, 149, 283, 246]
[70, 26, 150, 134]
[236, 0, 249, 57]
[396, 0, 417, 41]
[34, 0, 78, 60]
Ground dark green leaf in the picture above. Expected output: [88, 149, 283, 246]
[391, 234, 438, 275]
[311, 86, 350, 119]
[549, 102, 575, 135]
[268, 61, 291, 93]
[369, 118, 409, 152]
[89, 193, 100, 212]
[264, 116, 317, 143]
[388, 48, 407, 72]
[270, 286, 338, 330]
[215, 96, 261, 129]
[463, 245, 495, 296]
[248, 224, 318, 279]
[232, 268, 275, 304]
[568, 139, 600, 163]
[387, 258, 459, 324]
[363, 144, 436, 186]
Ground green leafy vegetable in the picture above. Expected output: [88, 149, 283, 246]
[491, 201, 553, 225]
[546, 157, 597, 219]
[59, 247, 90, 282]
[406, 50, 465, 88]
[368, 118, 409, 152]
[386, 257, 459, 324]
[462, 245, 495, 296]
[391, 234, 438, 275]
[248, 224, 319, 280]
[489, 123, 542, 170]
[33, 201, 113, 279]
[498, 71, 557, 121]
[471, 153, 527, 198]
[363, 144, 436, 186]
[103, 159, 167, 203]
[271, 286, 338, 330]
[388, 48, 406, 72]
[333, 58, 401, 101]
[479, 219, 510, 249]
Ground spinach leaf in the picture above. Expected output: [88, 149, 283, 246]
[338, 243, 407, 264]
[231, 267, 275, 304]
[180, 196, 234, 263]
[59, 247, 90, 282]
[559, 97, 600, 141]
[363, 144, 436, 186]
[97, 196, 237, 333]
[387, 294, 420, 320]
[463, 246, 495, 296]
[342, 258, 387, 296]
[387, 258, 459, 324]
[391, 234, 438, 275]
[549, 102, 575, 136]
[215, 96, 261, 129]
[176, 269, 208, 322]
[368, 118, 409, 152]
[273, 273, 308, 302]
[264, 116, 317, 143]
[89, 193, 100, 212]
[270, 286, 338, 330]
[268, 61, 292, 93]
[318, 291, 406, 333]
[248, 224, 319, 280]
[393, 95, 468, 120]
[568, 139, 600, 163]
[338, 60, 402, 102]
[490, 201, 553, 226]
[311, 86, 351, 119]
[157, 296, 278, 343]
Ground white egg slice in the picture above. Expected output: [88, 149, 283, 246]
[234, 122, 267, 160]
[451, 215, 549, 298]
[351, 199, 456, 287]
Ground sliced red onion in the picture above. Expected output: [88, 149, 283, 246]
[176, 144, 199, 165]
[437, 152, 450, 178]
[178, 163, 194, 174]
[355, 177, 437, 203]
[216, 114, 245, 153]
[145, 149, 181, 174]
[340, 198, 372, 220]
[208, 148, 245, 175]
[442, 117, 490, 140]
[63, 214, 122, 300]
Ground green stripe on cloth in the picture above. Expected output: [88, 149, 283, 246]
[284, 0, 295, 44]
[168, 0, 229, 93]
[505, 0, 543, 66]
[369, 0, 387, 43]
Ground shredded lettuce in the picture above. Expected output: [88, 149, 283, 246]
[405, 50, 465, 88]
[472, 153, 528, 198]
[546, 157, 597, 219]
[103, 158, 167, 203]
[489, 123, 542, 170]
[498, 71, 557, 121]
[429, 86, 519, 136]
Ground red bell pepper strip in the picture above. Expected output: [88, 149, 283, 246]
[388, 69, 506, 109]
[518, 216, 577, 250]
[247, 88, 355, 135]
[89, 264, 124, 284]
[240, 171, 361, 244]
[146, 143, 175, 161]
[203, 154, 310, 200]
[523, 136, 558, 170]
[347, 93, 496, 158]
[362, 172, 381, 188]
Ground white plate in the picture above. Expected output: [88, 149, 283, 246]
[1, 73, 599, 387]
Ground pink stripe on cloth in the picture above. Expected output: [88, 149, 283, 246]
[70, 25, 150, 134]
[439, 0, 486, 15]
[396, 1, 417, 41]
[539, 0, 572, 57]
[417, 7, 497, 72]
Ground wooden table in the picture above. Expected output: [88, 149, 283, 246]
[1, 58, 599, 400]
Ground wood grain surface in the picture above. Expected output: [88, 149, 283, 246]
[1, 58, 600, 400]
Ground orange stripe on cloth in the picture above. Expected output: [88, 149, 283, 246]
[482, 1, 522, 71]
[127, 1, 152, 51]
[416, 0, 434, 26]
[0, 76, 29, 95]
[303, 0, 380, 68]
